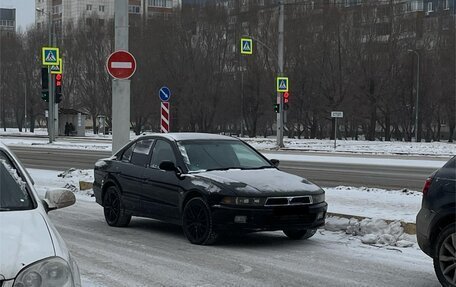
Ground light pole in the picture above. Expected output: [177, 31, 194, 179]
[408, 49, 420, 142]
[277, 0, 285, 148]
[36, 8, 55, 143]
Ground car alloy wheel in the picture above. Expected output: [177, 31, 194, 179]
[283, 229, 317, 240]
[182, 197, 218, 245]
[434, 224, 456, 287]
[103, 186, 131, 227]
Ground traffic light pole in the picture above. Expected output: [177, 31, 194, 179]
[47, 12, 55, 143]
[276, 0, 285, 148]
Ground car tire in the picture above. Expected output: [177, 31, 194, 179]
[103, 186, 131, 227]
[433, 223, 456, 287]
[182, 197, 219, 245]
[283, 229, 317, 240]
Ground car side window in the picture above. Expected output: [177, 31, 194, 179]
[121, 143, 136, 162]
[130, 139, 154, 167]
[150, 140, 176, 169]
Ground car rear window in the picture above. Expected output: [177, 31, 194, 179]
[444, 156, 455, 169]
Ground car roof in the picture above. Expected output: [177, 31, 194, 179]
[142, 133, 238, 142]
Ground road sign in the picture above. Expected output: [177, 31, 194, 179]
[50, 58, 62, 74]
[42, 47, 59, 66]
[241, 38, 253, 55]
[331, 111, 344, 118]
[161, 102, 170, 133]
[159, 86, 171, 102]
[277, 77, 289, 92]
[106, 50, 137, 80]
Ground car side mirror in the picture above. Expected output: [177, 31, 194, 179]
[270, 159, 280, 167]
[159, 161, 177, 172]
[43, 188, 76, 213]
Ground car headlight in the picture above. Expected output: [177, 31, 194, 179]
[221, 197, 265, 206]
[13, 257, 75, 287]
[312, 193, 325, 203]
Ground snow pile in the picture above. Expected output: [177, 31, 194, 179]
[325, 186, 422, 223]
[325, 217, 415, 248]
[57, 168, 94, 197]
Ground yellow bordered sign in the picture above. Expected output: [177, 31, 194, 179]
[240, 38, 253, 55]
[277, 77, 289, 92]
[50, 58, 62, 74]
[42, 47, 59, 66]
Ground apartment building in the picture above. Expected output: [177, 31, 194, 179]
[0, 8, 16, 36]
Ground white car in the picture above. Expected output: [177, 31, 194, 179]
[0, 143, 81, 287]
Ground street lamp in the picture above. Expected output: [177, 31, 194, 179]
[408, 49, 420, 142]
[36, 8, 56, 143]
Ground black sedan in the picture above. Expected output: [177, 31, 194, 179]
[93, 133, 327, 245]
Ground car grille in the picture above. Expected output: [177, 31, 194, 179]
[265, 196, 313, 206]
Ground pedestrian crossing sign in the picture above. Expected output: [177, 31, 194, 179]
[241, 38, 253, 55]
[50, 58, 63, 74]
[42, 47, 59, 66]
[277, 77, 289, 92]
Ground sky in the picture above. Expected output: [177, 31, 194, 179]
[0, 0, 35, 31]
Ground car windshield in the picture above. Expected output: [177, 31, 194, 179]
[0, 159, 34, 211]
[177, 140, 272, 172]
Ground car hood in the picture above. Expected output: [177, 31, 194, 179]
[193, 169, 322, 196]
[0, 209, 55, 280]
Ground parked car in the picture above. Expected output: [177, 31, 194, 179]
[0, 143, 81, 287]
[416, 155, 455, 287]
[93, 133, 327, 245]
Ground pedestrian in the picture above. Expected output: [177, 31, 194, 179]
[64, 122, 69, 136]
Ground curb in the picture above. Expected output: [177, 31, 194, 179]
[327, 212, 416, 235]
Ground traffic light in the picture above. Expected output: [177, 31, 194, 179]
[284, 92, 289, 104]
[55, 74, 62, 103]
[274, 104, 280, 113]
[41, 67, 49, 102]
[284, 103, 289, 111]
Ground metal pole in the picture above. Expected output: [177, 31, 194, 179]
[415, 52, 420, 143]
[241, 63, 244, 137]
[112, 0, 131, 154]
[276, 0, 285, 148]
[334, 118, 337, 149]
[48, 11, 55, 143]
[24, 83, 27, 132]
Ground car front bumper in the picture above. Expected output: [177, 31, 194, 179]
[211, 202, 327, 232]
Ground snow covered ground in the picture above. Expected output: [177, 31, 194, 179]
[1, 128, 455, 156]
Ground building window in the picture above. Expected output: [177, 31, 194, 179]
[52, 5, 62, 15]
[427, 2, 433, 12]
[148, 0, 172, 8]
[87, 4, 92, 11]
[443, 0, 450, 10]
[128, 5, 141, 14]
[99, 5, 105, 12]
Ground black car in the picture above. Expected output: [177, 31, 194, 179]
[416, 156, 455, 287]
[93, 133, 327, 245]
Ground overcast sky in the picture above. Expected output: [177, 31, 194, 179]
[0, 0, 35, 31]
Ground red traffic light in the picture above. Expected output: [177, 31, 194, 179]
[56, 74, 62, 81]
[284, 92, 289, 103]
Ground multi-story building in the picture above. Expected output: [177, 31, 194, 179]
[0, 8, 16, 36]
[35, 0, 181, 31]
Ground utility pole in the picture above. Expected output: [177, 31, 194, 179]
[408, 49, 420, 142]
[276, 0, 285, 148]
[47, 10, 55, 143]
[112, 0, 131, 154]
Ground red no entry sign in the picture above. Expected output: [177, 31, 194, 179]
[106, 50, 137, 80]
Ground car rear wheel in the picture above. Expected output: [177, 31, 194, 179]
[182, 197, 218, 245]
[434, 224, 456, 287]
[103, 186, 131, 227]
[283, 229, 317, 240]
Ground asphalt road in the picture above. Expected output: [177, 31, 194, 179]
[9, 146, 441, 190]
[49, 199, 440, 287]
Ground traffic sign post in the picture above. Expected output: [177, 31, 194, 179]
[161, 102, 170, 133]
[331, 111, 344, 149]
[106, 50, 137, 80]
[240, 38, 253, 55]
[159, 86, 171, 102]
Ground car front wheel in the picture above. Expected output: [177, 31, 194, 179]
[283, 229, 317, 240]
[182, 197, 218, 245]
[103, 186, 131, 227]
[434, 224, 456, 287]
